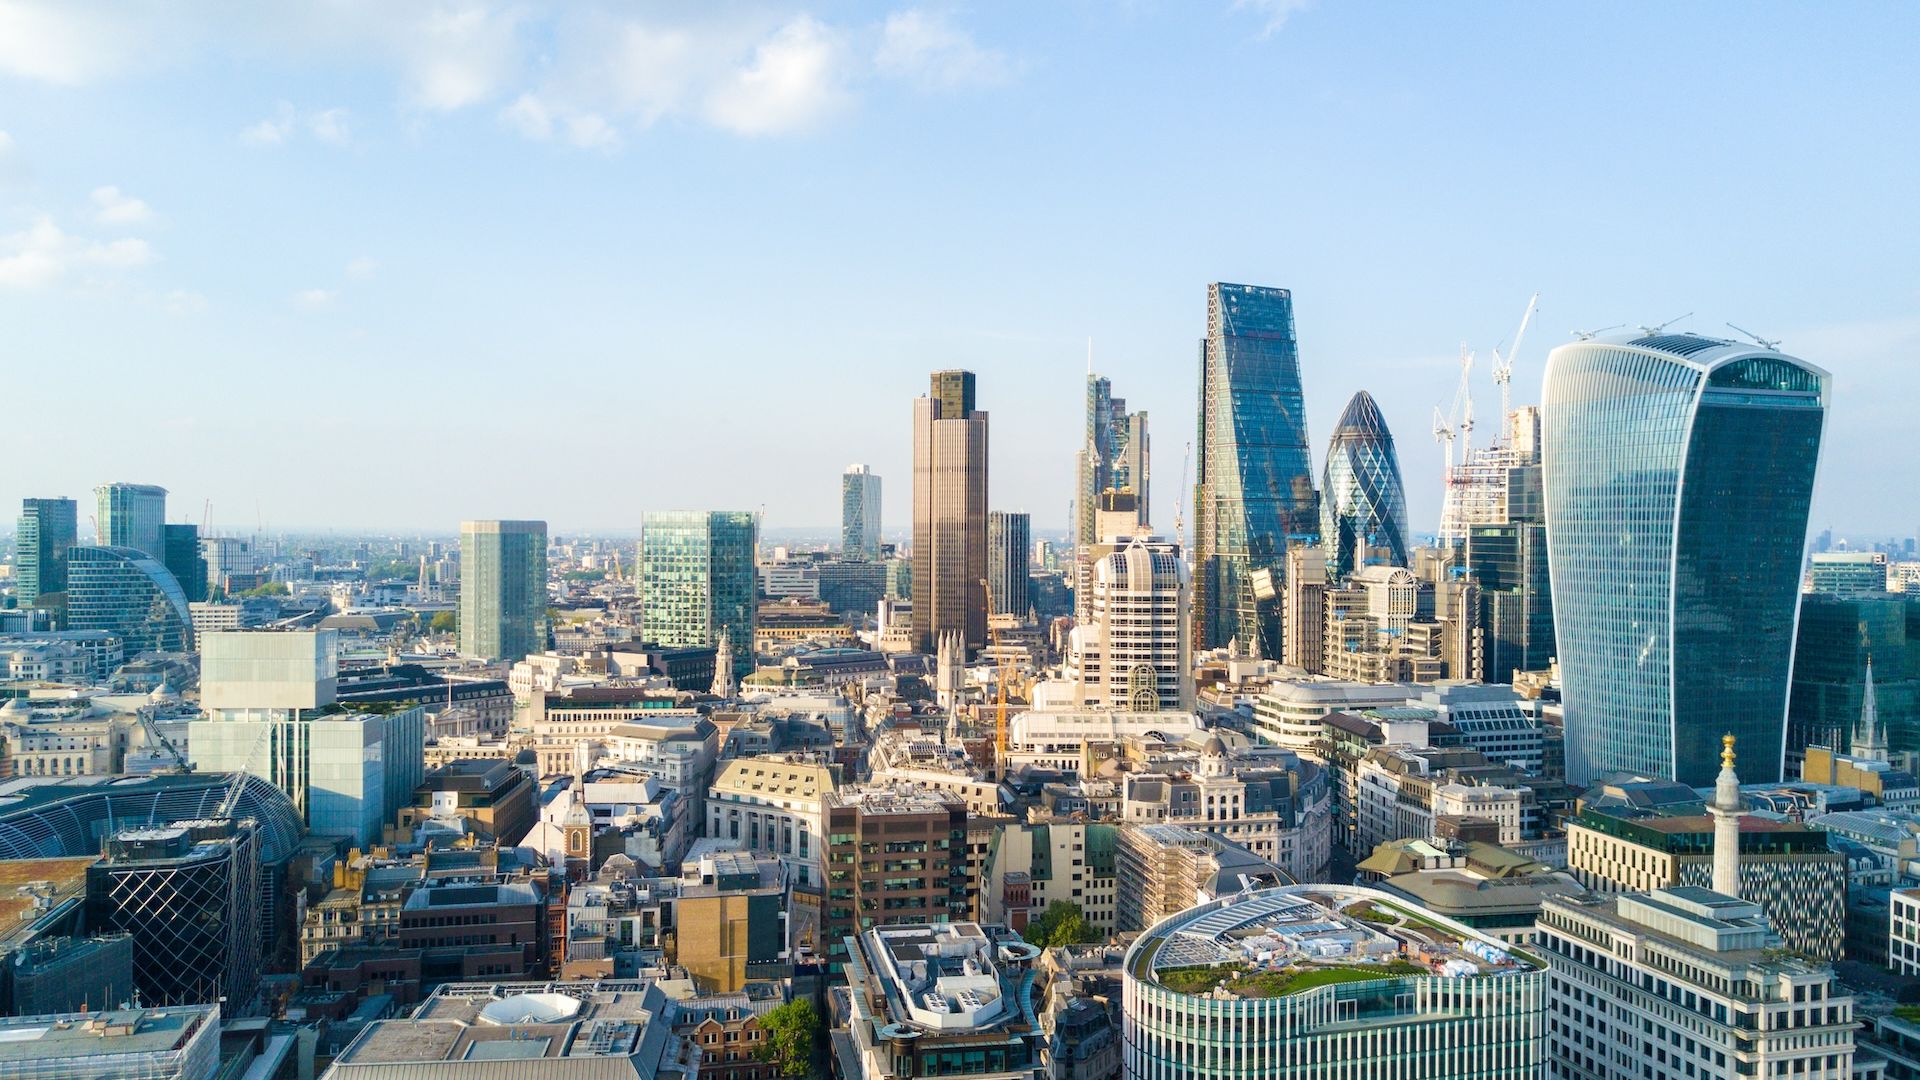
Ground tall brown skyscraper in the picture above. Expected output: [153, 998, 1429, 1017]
[912, 369, 989, 652]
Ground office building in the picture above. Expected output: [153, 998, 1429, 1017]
[822, 786, 969, 969]
[1060, 533, 1192, 712]
[64, 545, 193, 654]
[1123, 885, 1544, 1080]
[93, 482, 166, 558]
[1113, 824, 1291, 933]
[1320, 391, 1410, 578]
[1540, 887, 1855, 1080]
[7, 934, 136, 1015]
[0, 1004, 222, 1080]
[1808, 551, 1889, 595]
[86, 820, 263, 1009]
[1789, 593, 1918, 762]
[459, 519, 549, 662]
[1439, 404, 1543, 547]
[1565, 766, 1847, 960]
[839, 922, 1044, 1080]
[189, 630, 425, 844]
[1466, 457, 1555, 682]
[14, 497, 76, 608]
[912, 369, 990, 653]
[160, 523, 207, 603]
[324, 980, 686, 1080]
[1360, 836, 1585, 945]
[706, 756, 837, 888]
[642, 511, 757, 679]
[1893, 888, 1920, 976]
[981, 820, 1120, 934]
[1194, 282, 1318, 657]
[1250, 679, 1415, 755]
[987, 510, 1031, 616]
[844, 463, 883, 559]
[201, 535, 267, 595]
[1543, 333, 1829, 785]
[1075, 372, 1149, 552]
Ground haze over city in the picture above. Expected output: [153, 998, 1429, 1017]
[2, 2, 1916, 535]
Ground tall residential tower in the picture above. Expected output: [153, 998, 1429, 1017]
[841, 464, 882, 559]
[1193, 283, 1317, 656]
[911, 370, 989, 652]
[1542, 333, 1828, 785]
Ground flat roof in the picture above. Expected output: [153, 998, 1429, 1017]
[0, 1006, 214, 1062]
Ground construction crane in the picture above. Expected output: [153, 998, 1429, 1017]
[1571, 323, 1624, 342]
[1636, 311, 1693, 337]
[135, 710, 191, 773]
[217, 722, 277, 819]
[1432, 343, 1474, 472]
[980, 577, 1010, 778]
[1489, 293, 1539, 425]
[1726, 322, 1782, 351]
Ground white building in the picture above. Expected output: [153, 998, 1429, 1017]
[1892, 887, 1920, 976]
[1355, 746, 1524, 851]
[1002, 708, 1203, 774]
[1540, 887, 1856, 1080]
[705, 755, 837, 888]
[1250, 679, 1415, 756]
[1409, 680, 1545, 773]
[1060, 533, 1191, 712]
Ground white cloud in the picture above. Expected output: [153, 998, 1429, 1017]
[163, 288, 207, 314]
[875, 10, 1013, 90]
[90, 185, 154, 226]
[705, 17, 849, 137]
[309, 108, 352, 146]
[564, 113, 620, 151]
[0, 1, 148, 85]
[1235, 0, 1313, 37]
[0, 215, 153, 288]
[241, 102, 296, 146]
[403, 4, 525, 111]
[345, 256, 378, 280]
[293, 287, 336, 309]
[500, 92, 554, 140]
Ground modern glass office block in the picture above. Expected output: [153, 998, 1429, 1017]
[459, 519, 548, 662]
[987, 510, 1031, 616]
[65, 545, 193, 653]
[1320, 390, 1410, 578]
[641, 510, 757, 677]
[93, 482, 167, 558]
[1543, 335, 1828, 786]
[842, 464, 883, 559]
[15, 497, 77, 606]
[1194, 283, 1318, 656]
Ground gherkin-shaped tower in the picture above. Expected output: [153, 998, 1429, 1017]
[1320, 391, 1410, 578]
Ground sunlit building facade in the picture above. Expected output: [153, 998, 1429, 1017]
[93, 482, 167, 559]
[64, 545, 193, 653]
[1320, 390, 1409, 579]
[458, 519, 549, 662]
[843, 464, 883, 559]
[14, 497, 77, 608]
[1076, 373, 1149, 551]
[1194, 283, 1318, 656]
[1543, 334, 1828, 786]
[912, 370, 989, 653]
[642, 510, 757, 677]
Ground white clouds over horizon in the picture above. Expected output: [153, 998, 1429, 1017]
[90, 185, 153, 225]
[0, 214, 153, 288]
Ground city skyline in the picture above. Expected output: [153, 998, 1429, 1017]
[1, 5, 1915, 535]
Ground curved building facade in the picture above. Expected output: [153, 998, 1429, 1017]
[1320, 391, 1410, 579]
[65, 545, 193, 654]
[1123, 884, 1543, 1080]
[1194, 283, 1318, 657]
[1542, 334, 1828, 786]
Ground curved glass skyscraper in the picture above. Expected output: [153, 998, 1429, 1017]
[1542, 334, 1828, 787]
[1194, 283, 1318, 656]
[65, 545, 193, 654]
[1320, 390, 1409, 578]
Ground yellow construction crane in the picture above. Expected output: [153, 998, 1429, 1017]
[980, 577, 1010, 776]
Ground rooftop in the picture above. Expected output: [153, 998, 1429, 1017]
[858, 923, 1038, 1035]
[0, 1005, 216, 1064]
[332, 980, 677, 1077]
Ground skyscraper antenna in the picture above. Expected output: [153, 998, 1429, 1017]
[1087, 337, 1093, 376]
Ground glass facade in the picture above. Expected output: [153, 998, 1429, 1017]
[1319, 390, 1409, 579]
[162, 522, 207, 603]
[986, 510, 1030, 616]
[1789, 594, 1920, 759]
[1076, 374, 1149, 549]
[65, 545, 193, 654]
[15, 497, 77, 607]
[85, 822, 262, 1008]
[842, 464, 883, 559]
[912, 370, 989, 652]
[93, 482, 167, 558]
[1543, 337, 1828, 786]
[1194, 283, 1318, 656]
[459, 519, 548, 662]
[641, 510, 757, 677]
[1468, 464, 1555, 680]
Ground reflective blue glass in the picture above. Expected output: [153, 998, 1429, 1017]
[1320, 391, 1410, 578]
[1543, 338, 1828, 786]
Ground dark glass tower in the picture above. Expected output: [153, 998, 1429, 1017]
[987, 510, 1031, 616]
[1543, 334, 1829, 786]
[65, 546, 194, 653]
[15, 497, 77, 607]
[1194, 283, 1318, 656]
[1319, 391, 1409, 579]
[1469, 463, 1556, 681]
[1076, 374, 1149, 550]
[162, 522, 207, 603]
[1788, 593, 1919, 761]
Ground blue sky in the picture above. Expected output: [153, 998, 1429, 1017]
[2, 2, 1916, 541]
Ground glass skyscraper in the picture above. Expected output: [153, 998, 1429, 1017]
[94, 482, 167, 558]
[1319, 390, 1409, 579]
[1468, 462, 1556, 681]
[1075, 373, 1149, 550]
[458, 519, 549, 662]
[162, 522, 207, 603]
[1788, 593, 1919, 762]
[1194, 283, 1318, 656]
[1543, 334, 1829, 786]
[641, 510, 757, 678]
[842, 464, 883, 559]
[15, 497, 77, 607]
[65, 545, 194, 653]
[986, 510, 1031, 616]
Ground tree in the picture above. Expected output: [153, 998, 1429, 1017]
[1023, 901, 1102, 948]
[755, 999, 821, 1079]
[241, 581, 289, 597]
[429, 611, 457, 634]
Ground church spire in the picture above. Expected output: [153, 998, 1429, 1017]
[1853, 654, 1887, 762]
[710, 626, 736, 698]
